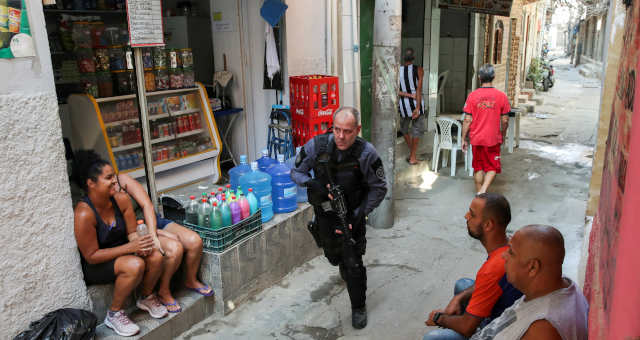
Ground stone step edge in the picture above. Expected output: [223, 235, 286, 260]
[95, 290, 214, 340]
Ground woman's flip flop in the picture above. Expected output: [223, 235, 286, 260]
[188, 285, 214, 297]
[160, 300, 182, 313]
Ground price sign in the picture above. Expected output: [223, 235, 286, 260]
[126, 0, 165, 47]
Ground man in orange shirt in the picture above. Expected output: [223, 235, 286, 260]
[423, 193, 523, 340]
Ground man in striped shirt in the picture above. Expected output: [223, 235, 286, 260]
[398, 47, 426, 165]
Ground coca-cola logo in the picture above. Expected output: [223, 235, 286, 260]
[318, 109, 332, 116]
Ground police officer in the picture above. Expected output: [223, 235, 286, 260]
[291, 107, 387, 329]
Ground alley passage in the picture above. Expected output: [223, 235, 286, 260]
[177, 55, 599, 340]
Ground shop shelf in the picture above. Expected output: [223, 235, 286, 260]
[44, 9, 127, 15]
[110, 129, 205, 153]
[146, 87, 199, 97]
[122, 148, 219, 178]
[95, 94, 136, 103]
[103, 109, 201, 127]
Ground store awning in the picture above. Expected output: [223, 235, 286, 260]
[438, 0, 514, 17]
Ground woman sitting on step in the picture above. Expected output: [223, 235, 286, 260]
[72, 150, 174, 337]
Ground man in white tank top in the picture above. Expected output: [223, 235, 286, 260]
[470, 225, 589, 340]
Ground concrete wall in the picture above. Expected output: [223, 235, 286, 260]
[0, 2, 90, 337]
[583, 0, 640, 336]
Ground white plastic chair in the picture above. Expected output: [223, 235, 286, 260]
[432, 117, 471, 176]
[437, 71, 449, 114]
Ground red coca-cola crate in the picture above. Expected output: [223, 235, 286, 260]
[289, 75, 339, 146]
[292, 116, 333, 146]
[290, 75, 340, 121]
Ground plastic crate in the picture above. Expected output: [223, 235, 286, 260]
[290, 75, 339, 120]
[183, 210, 262, 253]
[292, 115, 333, 146]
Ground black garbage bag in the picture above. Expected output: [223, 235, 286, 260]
[14, 308, 97, 340]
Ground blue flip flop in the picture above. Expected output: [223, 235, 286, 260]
[188, 285, 214, 297]
[160, 300, 182, 313]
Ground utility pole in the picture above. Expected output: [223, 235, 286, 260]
[368, 0, 401, 229]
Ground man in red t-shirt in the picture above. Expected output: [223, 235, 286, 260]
[423, 193, 523, 340]
[461, 64, 511, 194]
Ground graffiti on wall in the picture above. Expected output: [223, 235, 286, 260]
[585, 0, 639, 337]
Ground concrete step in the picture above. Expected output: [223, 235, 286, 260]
[517, 94, 530, 104]
[95, 290, 214, 340]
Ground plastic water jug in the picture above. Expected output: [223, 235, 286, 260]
[246, 188, 259, 215]
[229, 155, 252, 190]
[238, 193, 251, 219]
[220, 197, 232, 227]
[257, 149, 277, 172]
[197, 198, 211, 227]
[288, 146, 308, 203]
[185, 195, 198, 224]
[239, 161, 273, 222]
[267, 154, 297, 213]
[210, 201, 222, 229]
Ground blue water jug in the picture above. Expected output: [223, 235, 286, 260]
[287, 146, 308, 203]
[257, 149, 277, 172]
[239, 161, 274, 222]
[229, 154, 251, 191]
[268, 154, 297, 213]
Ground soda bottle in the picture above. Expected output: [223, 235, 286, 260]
[220, 196, 232, 227]
[210, 201, 223, 229]
[238, 192, 251, 219]
[246, 188, 259, 215]
[185, 195, 198, 224]
[229, 196, 242, 224]
[197, 198, 211, 227]
[215, 187, 224, 201]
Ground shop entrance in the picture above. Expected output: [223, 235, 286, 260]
[43, 0, 222, 204]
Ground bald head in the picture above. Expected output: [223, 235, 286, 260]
[517, 225, 565, 267]
[333, 107, 360, 128]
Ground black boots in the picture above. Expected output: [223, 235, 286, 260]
[352, 306, 367, 329]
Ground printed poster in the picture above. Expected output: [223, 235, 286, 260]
[0, 0, 35, 58]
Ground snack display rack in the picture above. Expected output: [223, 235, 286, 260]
[67, 82, 222, 190]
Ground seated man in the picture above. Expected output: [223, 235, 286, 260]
[424, 193, 523, 339]
[471, 225, 588, 340]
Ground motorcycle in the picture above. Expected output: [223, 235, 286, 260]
[541, 60, 554, 92]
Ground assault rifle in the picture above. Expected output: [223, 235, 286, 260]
[327, 183, 356, 246]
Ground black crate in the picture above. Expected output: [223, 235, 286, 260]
[183, 210, 262, 252]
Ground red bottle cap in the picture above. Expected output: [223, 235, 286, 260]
[226, 184, 231, 188]
[137, 220, 144, 224]
[202, 198, 207, 202]
[190, 195, 195, 199]
[248, 188, 253, 192]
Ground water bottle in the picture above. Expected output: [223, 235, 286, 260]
[229, 196, 242, 224]
[215, 187, 224, 201]
[238, 192, 251, 219]
[229, 154, 252, 190]
[220, 196, 232, 227]
[257, 149, 277, 172]
[136, 220, 151, 252]
[210, 201, 223, 229]
[197, 198, 211, 227]
[267, 154, 297, 213]
[290, 146, 308, 203]
[185, 195, 198, 224]
[239, 161, 273, 222]
[247, 188, 259, 215]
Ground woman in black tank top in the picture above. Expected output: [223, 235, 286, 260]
[72, 151, 168, 336]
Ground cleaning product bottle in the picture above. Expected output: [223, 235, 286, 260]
[220, 196, 232, 227]
[208, 191, 217, 206]
[215, 187, 224, 201]
[246, 188, 259, 215]
[257, 148, 277, 172]
[210, 201, 222, 230]
[229, 154, 251, 190]
[224, 184, 233, 199]
[236, 185, 244, 197]
[197, 198, 211, 227]
[239, 161, 273, 222]
[267, 154, 297, 213]
[185, 195, 198, 224]
[229, 196, 242, 224]
[238, 191, 251, 219]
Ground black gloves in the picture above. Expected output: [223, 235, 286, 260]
[305, 179, 329, 206]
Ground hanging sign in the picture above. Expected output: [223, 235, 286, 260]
[126, 0, 164, 47]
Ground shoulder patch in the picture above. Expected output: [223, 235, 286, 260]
[371, 158, 385, 180]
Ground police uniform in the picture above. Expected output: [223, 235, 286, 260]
[291, 133, 387, 320]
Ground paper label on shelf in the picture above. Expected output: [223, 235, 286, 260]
[126, 0, 164, 47]
[283, 186, 296, 198]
